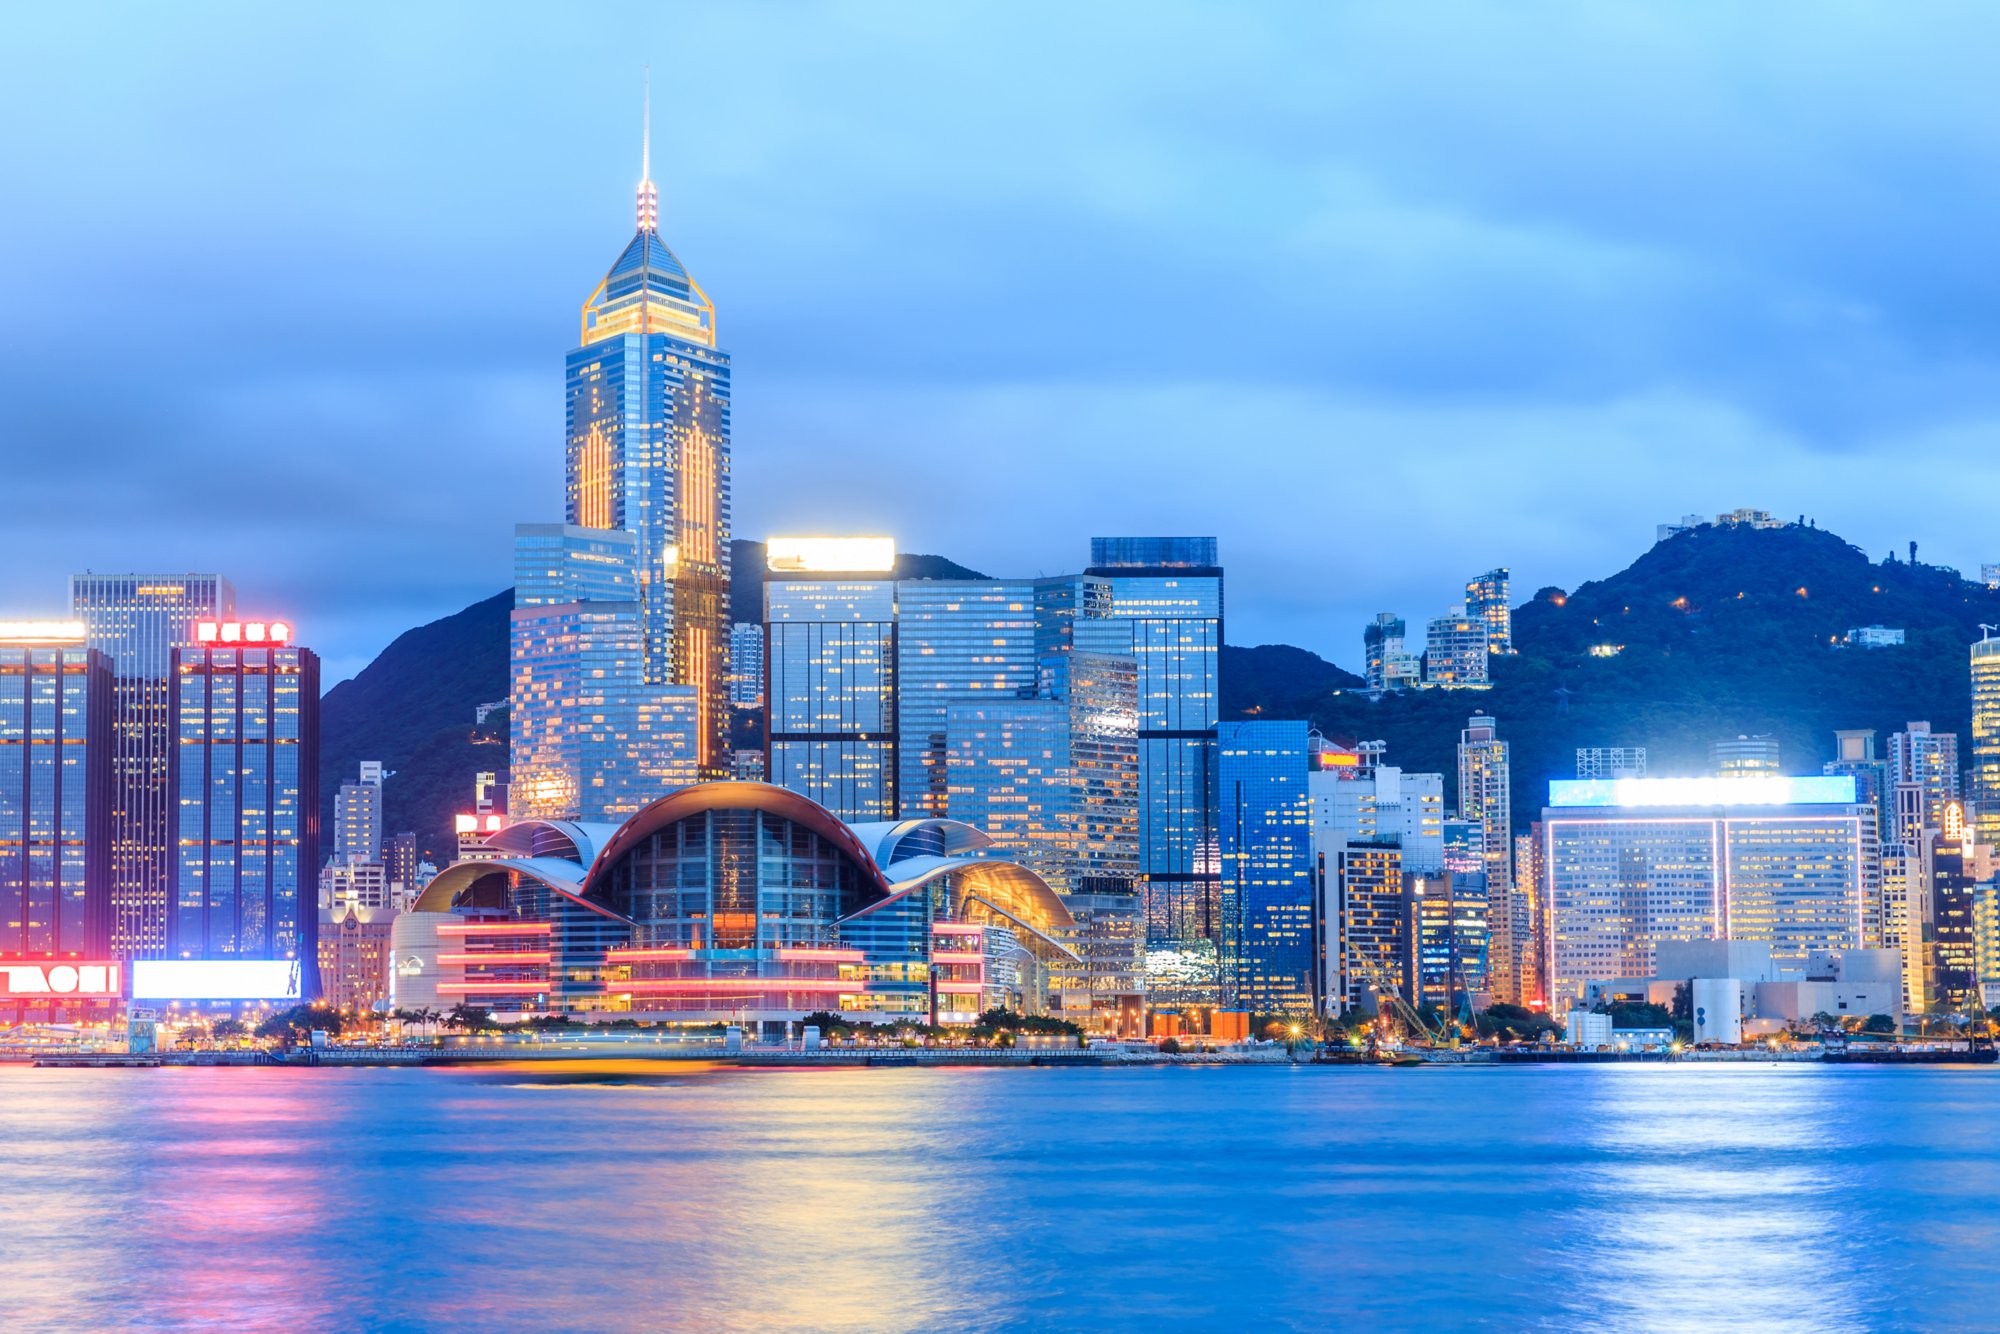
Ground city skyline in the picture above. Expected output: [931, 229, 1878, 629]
[12, 6, 2000, 683]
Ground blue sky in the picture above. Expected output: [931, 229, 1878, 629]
[5, 4, 2000, 682]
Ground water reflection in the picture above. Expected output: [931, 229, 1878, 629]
[3, 1063, 2000, 1331]
[1560, 1067, 1869, 1331]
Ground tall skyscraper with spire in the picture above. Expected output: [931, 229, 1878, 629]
[564, 76, 733, 775]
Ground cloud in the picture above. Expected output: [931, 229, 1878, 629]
[2, 3, 1998, 680]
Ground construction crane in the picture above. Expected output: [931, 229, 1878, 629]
[1343, 948, 1456, 1049]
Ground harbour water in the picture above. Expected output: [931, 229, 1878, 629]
[3, 1062, 1997, 1332]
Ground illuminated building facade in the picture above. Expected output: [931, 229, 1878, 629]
[69, 574, 235, 958]
[1542, 776, 1866, 1007]
[1085, 538, 1222, 951]
[1711, 734, 1781, 777]
[1406, 870, 1488, 1012]
[944, 651, 1140, 895]
[1310, 759, 1444, 875]
[1465, 567, 1511, 655]
[167, 625, 320, 977]
[0, 623, 113, 978]
[510, 524, 698, 822]
[729, 622, 764, 709]
[1423, 610, 1488, 687]
[1457, 715, 1516, 999]
[763, 539, 898, 821]
[894, 579, 1039, 818]
[333, 760, 384, 865]
[317, 903, 396, 1012]
[410, 784, 1082, 1029]
[1931, 804, 1977, 1009]
[1329, 841, 1405, 1013]
[562, 111, 731, 778]
[1888, 721, 1958, 838]
[1218, 720, 1316, 1013]
[1973, 637, 2000, 848]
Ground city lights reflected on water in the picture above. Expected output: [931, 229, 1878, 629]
[3, 1064, 2000, 1331]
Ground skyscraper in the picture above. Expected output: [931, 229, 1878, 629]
[764, 537, 899, 821]
[1218, 719, 1315, 1013]
[68, 574, 235, 958]
[333, 760, 385, 865]
[944, 651, 1140, 895]
[1971, 635, 2000, 847]
[510, 524, 698, 822]
[895, 579, 1040, 817]
[1888, 721, 1959, 838]
[1457, 714, 1516, 1000]
[1085, 538, 1222, 951]
[1465, 567, 1512, 656]
[564, 85, 732, 775]
[168, 620, 320, 971]
[0, 621, 113, 969]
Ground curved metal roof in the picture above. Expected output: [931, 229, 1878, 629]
[577, 781, 892, 900]
[847, 818, 996, 873]
[410, 856, 626, 923]
[482, 820, 619, 866]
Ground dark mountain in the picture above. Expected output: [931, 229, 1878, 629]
[318, 590, 510, 865]
[1221, 522, 1999, 830]
[727, 538, 983, 622]
[1223, 644, 1366, 714]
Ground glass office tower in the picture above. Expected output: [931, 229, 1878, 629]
[68, 574, 235, 958]
[510, 524, 698, 822]
[167, 628, 319, 970]
[1218, 719, 1315, 1013]
[895, 580, 1039, 816]
[564, 119, 732, 776]
[764, 541, 899, 821]
[1085, 538, 1221, 949]
[944, 651, 1140, 894]
[0, 623, 113, 962]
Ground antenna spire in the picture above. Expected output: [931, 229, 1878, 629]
[637, 66, 659, 232]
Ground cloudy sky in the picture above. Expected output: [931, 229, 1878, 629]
[5, 4, 1999, 682]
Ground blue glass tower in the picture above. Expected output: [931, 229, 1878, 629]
[167, 630, 319, 973]
[0, 624, 113, 965]
[1218, 719, 1315, 1013]
[565, 86, 732, 777]
[1085, 539, 1222, 948]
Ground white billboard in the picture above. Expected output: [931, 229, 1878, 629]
[130, 960, 303, 1001]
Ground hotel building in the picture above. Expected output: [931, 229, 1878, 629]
[69, 574, 235, 958]
[0, 621, 114, 1018]
[1542, 775, 1867, 1007]
[167, 620, 320, 976]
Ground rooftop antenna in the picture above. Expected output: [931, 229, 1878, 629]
[1981, 624, 1998, 642]
[636, 66, 658, 232]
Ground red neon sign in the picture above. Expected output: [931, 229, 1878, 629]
[195, 621, 293, 645]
